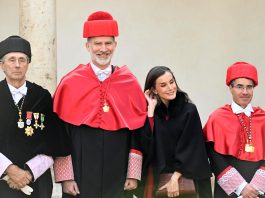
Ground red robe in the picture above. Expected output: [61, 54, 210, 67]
[53, 63, 146, 130]
[53, 64, 147, 198]
[204, 104, 265, 162]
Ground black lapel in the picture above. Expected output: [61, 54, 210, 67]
[23, 81, 45, 112]
[0, 79, 17, 118]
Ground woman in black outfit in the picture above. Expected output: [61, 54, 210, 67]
[139, 66, 213, 198]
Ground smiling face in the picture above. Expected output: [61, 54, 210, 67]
[229, 78, 254, 108]
[0, 52, 29, 87]
[86, 36, 117, 70]
[153, 71, 177, 106]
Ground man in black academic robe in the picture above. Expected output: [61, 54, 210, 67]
[0, 35, 69, 198]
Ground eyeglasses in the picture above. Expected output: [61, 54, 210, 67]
[232, 84, 254, 92]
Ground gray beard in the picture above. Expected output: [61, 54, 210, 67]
[93, 56, 112, 67]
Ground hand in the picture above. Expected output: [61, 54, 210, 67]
[2, 175, 33, 195]
[144, 89, 158, 117]
[62, 180, 80, 196]
[241, 184, 259, 198]
[7, 178, 20, 190]
[159, 172, 182, 198]
[5, 165, 32, 188]
[124, 178, 138, 191]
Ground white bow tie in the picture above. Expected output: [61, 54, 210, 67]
[96, 70, 111, 81]
[11, 87, 27, 104]
[97, 70, 110, 76]
[12, 87, 27, 95]
[235, 109, 252, 117]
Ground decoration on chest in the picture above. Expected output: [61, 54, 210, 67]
[17, 111, 45, 136]
[103, 100, 110, 112]
[245, 143, 255, 153]
[237, 114, 255, 153]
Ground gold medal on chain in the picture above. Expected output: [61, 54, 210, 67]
[237, 114, 254, 153]
[245, 143, 255, 152]
[98, 77, 111, 113]
[15, 96, 25, 129]
[103, 100, 110, 112]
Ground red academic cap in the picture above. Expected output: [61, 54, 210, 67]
[83, 11, 119, 38]
[226, 62, 258, 86]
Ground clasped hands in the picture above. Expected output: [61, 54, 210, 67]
[2, 164, 33, 195]
[238, 183, 261, 198]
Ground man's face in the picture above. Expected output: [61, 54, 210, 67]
[0, 52, 29, 86]
[86, 36, 117, 69]
[229, 78, 254, 108]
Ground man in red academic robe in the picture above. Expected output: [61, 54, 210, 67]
[53, 11, 147, 198]
[203, 62, 265, 198]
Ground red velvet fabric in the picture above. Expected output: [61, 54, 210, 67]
[53, 64, 146, 131]
[83, 11, 119, 38]
[204, 104, 265, 161]
[226, 62, 258, 86]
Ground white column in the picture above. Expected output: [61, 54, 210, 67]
[19, 0, 56, 94]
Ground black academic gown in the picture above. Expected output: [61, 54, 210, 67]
[137, 92, 213, 198]
[62, 124, 142, 198]
[207, 143, 265, 198]
[0, 79, 69, 198]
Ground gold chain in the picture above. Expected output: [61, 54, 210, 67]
[237, 114, 252, 144]
[14, 95, 26, 122]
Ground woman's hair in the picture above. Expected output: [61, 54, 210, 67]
[144, 66, 191, 103]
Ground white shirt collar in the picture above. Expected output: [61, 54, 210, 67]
[90, 62, 112, 81]
[231, 100, 253, 117]
[8, 82, 27, 104]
